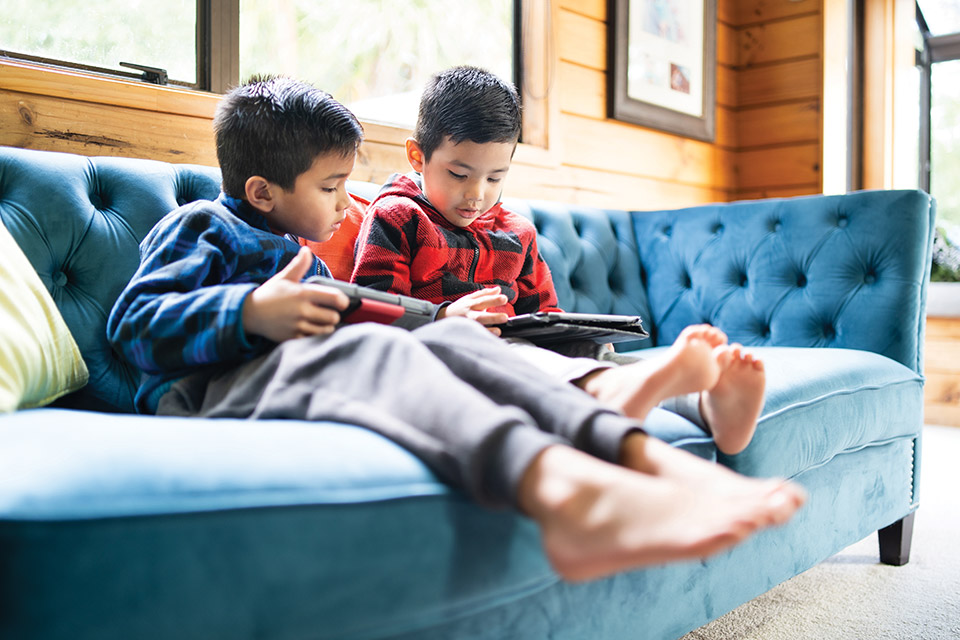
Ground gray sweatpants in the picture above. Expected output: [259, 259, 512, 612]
[157, 318, 642, 509]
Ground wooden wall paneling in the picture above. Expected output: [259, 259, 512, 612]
[730, 0, 822, 27]
[737, 58, 822, 107]
[926, 315, 960, 340]
[717, 65, 738, 109]
[862, 0, 920, 190]
[518, 0, 556, 150]
[0, 60, 218, 119]
[715, 106, 737, 149]
[735, 142, 821, 189]
[924, 316, 960, 427]
[724, 2, 825, 197]
[506, 161, 728, 209]
[558, 0, 605, 21]
[557, 61, 605, 119]
[718, 22, 738, 66]
[718, 0, 736, 25]
[739, 14, 822, 66]
[352, 139, 407, 184]
[0, 89, 217, 166]
[561, 113, 736, 190]
[736, 100, 821, 148]
[733, 184, 821, 200]
[924, 333, 960, 373]
[557, 7, 605, 69]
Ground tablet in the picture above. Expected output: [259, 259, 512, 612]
[306, 277, 435, 326]
[497, 311, 649, 345]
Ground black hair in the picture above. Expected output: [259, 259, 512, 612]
[413, 66, 521, 161]
[214, 75, 364, 198]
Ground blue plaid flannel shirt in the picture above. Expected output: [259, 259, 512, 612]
[107, 193, 332, 414]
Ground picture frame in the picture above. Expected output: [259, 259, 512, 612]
[607, 0, 717, 142]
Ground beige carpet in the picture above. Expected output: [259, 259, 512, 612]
[682, 424, 960, 640]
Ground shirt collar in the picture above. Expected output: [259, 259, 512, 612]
[217, 193, 274, 234]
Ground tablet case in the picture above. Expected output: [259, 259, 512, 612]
[306, 277, 648, 345]
[496, 311, 649, 345]
[306, 276, 434, 326]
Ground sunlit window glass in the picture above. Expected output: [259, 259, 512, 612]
[931, 59, 960, 227]
[918, 0, 960, 36]
[0, 0, 197, 84]
[239, 0, 514, 128]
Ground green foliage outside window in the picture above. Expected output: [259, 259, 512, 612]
[932, 225, 960, 282]
[0, 0, 197, 83]
[239, 0, 514, 127]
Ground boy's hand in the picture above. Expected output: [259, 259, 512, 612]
[439, 287, 510, 336]
[242, 247, 351, 342]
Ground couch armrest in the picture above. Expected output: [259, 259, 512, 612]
[631, 190, 936, 373]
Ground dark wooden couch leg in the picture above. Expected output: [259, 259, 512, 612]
[878, 511, 916, 566]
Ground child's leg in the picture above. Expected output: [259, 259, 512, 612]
[575, 324, 727, 422]
[160, 323, 565, 508]
[699, 344, 765, 455]
[415, 319, 645, 464]
[518, 435, 807, 582]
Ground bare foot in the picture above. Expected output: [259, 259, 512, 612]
[700, 344, 765, 455]
[618, 432, 805, 525]
[519, 441, 806, 582]
[577, 324, 728, 422]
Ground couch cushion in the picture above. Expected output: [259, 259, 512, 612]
[0, 409, 554, 639]
[630, 345, 924, 480]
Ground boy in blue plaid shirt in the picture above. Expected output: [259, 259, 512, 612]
[107, 76, 804, 582]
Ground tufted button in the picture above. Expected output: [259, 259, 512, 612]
[770, 219, 782, 232]
[662, 225, 673, 237]
[797, 273, 807, 288]
[837, 215, 849, 228]
[738, 272, 748, 287]
[89, 192, 103, 209]
[681, 272, 691, 288]
[713, 223, 724, 235]
[761, 325, 771, 339]
[53, 271, 68, 287]
[823, 324, 836, 339]
[864, 271, 876, 285]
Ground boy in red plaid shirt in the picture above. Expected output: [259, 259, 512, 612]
[351, 66, 766, 456]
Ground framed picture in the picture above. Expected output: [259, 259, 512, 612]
[608, 0, 717, 142]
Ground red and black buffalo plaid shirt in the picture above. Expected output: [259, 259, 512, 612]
[350, 173, 562, 316]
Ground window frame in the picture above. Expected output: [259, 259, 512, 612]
[917, 3, 960, 193]
[1, 1, 523, 99]
[0, 0, 555, 161]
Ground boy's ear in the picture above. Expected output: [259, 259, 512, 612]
[405, 138, 426, 172]
[244, 176, 275, 213]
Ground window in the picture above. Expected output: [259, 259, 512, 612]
[239, 0, 515, 129]
[930, 59, 960, 226]
[0, 0, 198, 85]
[918, 0, 960, 227]
[0, 1, 518, 129]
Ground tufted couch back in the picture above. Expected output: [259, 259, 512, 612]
[0, 148, 221, 412]
[630, 192, 935, 373]
[0, 146, 935, 413]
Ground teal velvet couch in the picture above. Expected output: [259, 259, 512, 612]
[0, 145, 933, 640]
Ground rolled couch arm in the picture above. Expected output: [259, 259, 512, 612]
[631, 190, 936, 374]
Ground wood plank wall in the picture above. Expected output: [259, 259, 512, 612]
[720, 0, 823, 200]
[924, 316, 960, 427]
[0, 0, 827, 209]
